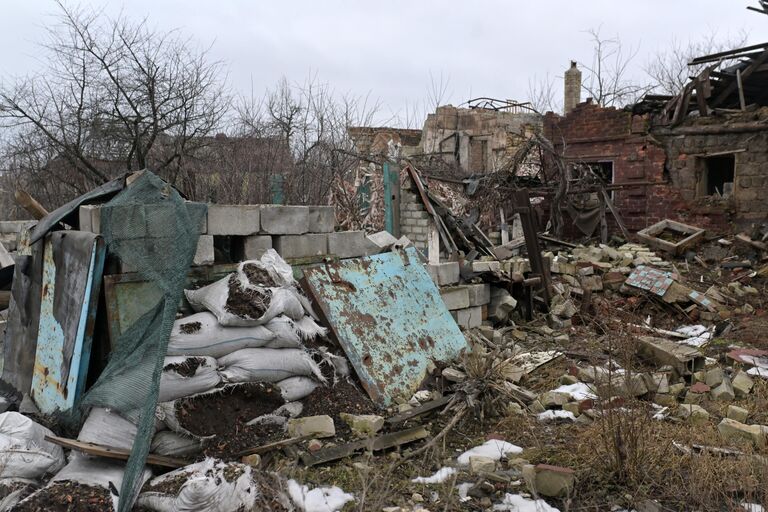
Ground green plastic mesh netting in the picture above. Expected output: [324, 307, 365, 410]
[80, 171, 205, 511]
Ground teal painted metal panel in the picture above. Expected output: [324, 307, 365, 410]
[31, 232, 106, 413]
[383, 162, 398, 236]
[302, 247, 468, 406]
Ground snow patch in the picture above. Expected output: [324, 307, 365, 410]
[742, 504, 764, 512]
[287, 480, 354, 512]
[411, 467, 457, 484]
[551, 382, 596, 400]
[537, 410, 576, 422]
[457, 440, 523, 465]
[493, 493, 560, 511]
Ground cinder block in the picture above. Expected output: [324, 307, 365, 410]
[274, 233, 327, 259]
[466, 283, 491, 306]
[243, 235, 273, 259]
[440, 286, 470, 310]
[185, 201, 208, 233]
[0, 221, 35, 234]
[308, 206, 335, 233]
[260, 205, 309, 235]
[452, 306, 483, 329]
[109, 205, 147, 239]
[327, 231, 372, 259]
[207, 205, 260, 235]
[426, 262, 460, 286]
[78, 205, 102, 234]
[193, 235, 214, 265]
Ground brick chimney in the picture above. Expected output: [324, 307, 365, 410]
[564, 61, 581, 115]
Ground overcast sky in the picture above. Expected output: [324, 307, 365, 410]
[1, 1, 764, 126]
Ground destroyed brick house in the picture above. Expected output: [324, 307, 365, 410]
[4, 8, 768, 512]
[545, 42, 768, 236]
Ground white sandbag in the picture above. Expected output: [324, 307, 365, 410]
[159, 356, 222, 403]
[293, 315, 327, 340]
[46, 452, 152, 511]
[185, 277, 304, 327]
[258, 249, 296, 286]
[276, 376, 320, 402]
[0, 412, 64, 477]
[0, 412, 64, 467]
[78, 408, 137, 451]
[168, 312, 297, 357]
[0, 435, 60, 479]
[264, 315, 303, 347]
[136, 458, 257, 512]
[218, 348, 325, 384]
[150, 431, 202, 458]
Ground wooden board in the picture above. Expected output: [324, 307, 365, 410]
[45, 435, 189, 468]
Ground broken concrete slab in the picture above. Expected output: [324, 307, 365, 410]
[727, 405, 750, 423]
[711, 377, 735, 402]
[287, 415, 335, 438]
[339, 413, 384, 436]
[636, 336, 705, 376]
[193, 235, 214, 266]
[732, 371, 755, 397]
[452, 306, 482, 329]
[676, 404, 710, 425]
[523, 463, 575, 498]
[469, 456, 496, 474]
[466, 283, 491, 307]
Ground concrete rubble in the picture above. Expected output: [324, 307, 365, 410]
[0, 167, 766, 512]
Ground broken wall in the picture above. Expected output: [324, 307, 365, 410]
[422, 106, 542, 173]
[543, 102, 768, 234]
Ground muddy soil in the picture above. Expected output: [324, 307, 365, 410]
[301, 379, 378, 438]
[168, 382, 285, 459]
[13, 482, 113, 512]
[178, 321, 202, 334]
[163, 357, 206, 377]
[242, 263, 277, 287]
[224, 274, 272, 319]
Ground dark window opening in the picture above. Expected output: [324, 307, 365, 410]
[570, 161, 614, 199]
[699, 155, 735, 197]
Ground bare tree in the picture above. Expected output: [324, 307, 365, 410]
[231, 74, 381, 206]
[580, 27, 649, 108]
[527, 73, 561, 114]
[0, 2, 229, 203]
[645, 31, 749, 95]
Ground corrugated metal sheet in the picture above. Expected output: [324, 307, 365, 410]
[303, 247, 468, 406]
[31, 232, 105, 413]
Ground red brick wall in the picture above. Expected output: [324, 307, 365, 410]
[544, 102, 732, 236]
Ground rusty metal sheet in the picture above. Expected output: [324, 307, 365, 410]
[302, 247, 468, 406]
[31, 232, 105, 413]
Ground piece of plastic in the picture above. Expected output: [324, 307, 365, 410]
[136, 458, 257, 512]
[217, 348, 325, 384]
[159, 356, 221, 403]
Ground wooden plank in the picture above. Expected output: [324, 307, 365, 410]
[689, 42, 768, 65]
[386, 395, 452, 424]
[737, 69, 747, 111]
[711, 48, 768, 107]
[237, 435, 311, 457]
[600, 188, 632, 240]
[45, 435, 189, 469]
[301, 426, 429, 466]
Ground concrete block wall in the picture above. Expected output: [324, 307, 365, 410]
[400, 180, 431, 251]
[438, 281, 492, 330]
[0, 220, 35, 253]
[78, 203, 377, 267]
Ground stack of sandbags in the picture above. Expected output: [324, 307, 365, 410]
[0, 412, 65, 509]
[154, 250, 329, 442]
